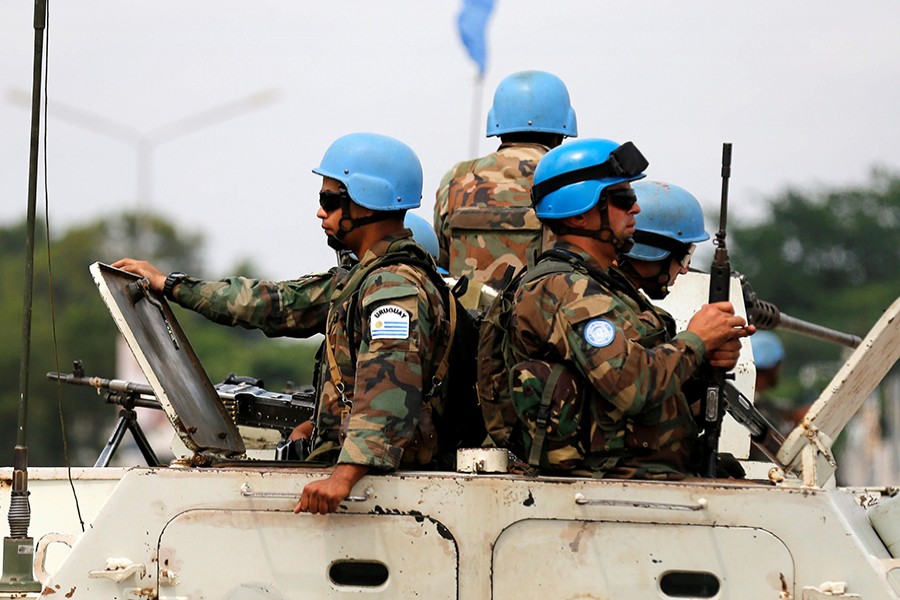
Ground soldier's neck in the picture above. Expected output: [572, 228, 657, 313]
[349, 221, 406, 259]
[557, 235, 617, 270]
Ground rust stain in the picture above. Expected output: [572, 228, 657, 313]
[780, 572, 791, 599]
[40, 587, 57, 596]
[64, 587, 76, 599]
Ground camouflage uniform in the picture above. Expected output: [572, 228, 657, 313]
[509, 242, 706, 479]
[173, 231, 450, 470]
[434, 143, 554, 292]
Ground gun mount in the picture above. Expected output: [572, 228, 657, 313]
[48, 364, 315, 465]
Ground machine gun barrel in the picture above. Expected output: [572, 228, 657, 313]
[779, 312, 861, 348]
[47, 369, 315, 436]
[47, 371, 161, 408]
[741, 279, 862, 348]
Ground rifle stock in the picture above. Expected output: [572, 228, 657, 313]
[700, 142, 733, 477]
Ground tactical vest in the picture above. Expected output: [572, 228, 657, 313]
[444, 145, 552, 291]
[478, 249, 688, 473]
[322, 238, 485, 467]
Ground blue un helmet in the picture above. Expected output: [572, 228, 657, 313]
[486, 70, 578, 138]
[625, 181, 711, 262]
[531, 138, 648, 219]
[313, 132, 422, 211]
[752, 331, 785, 370]
[404, 213, 440, 262]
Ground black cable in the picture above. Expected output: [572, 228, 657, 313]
[39, 1, 86, 533]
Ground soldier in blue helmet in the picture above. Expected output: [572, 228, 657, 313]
[404, 213, 442, 265]
[619, 181, 711, 299]
[114, 133, 452, 514]
[434, 70, 578, 307]
[750, 331, 798, 435]
[483, 139, 753, 478]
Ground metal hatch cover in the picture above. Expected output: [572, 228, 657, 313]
[90, 261, 245, 457]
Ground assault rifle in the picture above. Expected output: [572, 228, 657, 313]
[700, 142, 733, 478]
[48, 362, 314, 466]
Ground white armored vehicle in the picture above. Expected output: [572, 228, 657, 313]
[3, 263, 900, 600]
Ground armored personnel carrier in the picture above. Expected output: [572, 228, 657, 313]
[3, 263, 899, 599]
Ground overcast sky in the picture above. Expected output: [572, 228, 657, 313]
[2, 1, 899, 280]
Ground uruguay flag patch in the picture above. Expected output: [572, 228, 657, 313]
[370, 304, 410, 339]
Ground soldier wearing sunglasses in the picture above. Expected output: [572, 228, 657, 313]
[618, 181, 710, 301]
[494, 139, 752, 479]
[115, 133, 451, 514]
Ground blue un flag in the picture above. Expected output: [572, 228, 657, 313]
[457, 0, 495, 76]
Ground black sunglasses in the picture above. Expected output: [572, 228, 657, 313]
[603, 187, 638, 211]
[319, 190, 346, 213]
[671, 243, 697, 269]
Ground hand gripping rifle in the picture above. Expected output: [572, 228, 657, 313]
[700, 142, 733, 478]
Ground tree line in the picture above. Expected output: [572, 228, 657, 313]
[0, 214, 318, 466]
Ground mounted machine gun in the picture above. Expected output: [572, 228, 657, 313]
[48, 362, 314, 466]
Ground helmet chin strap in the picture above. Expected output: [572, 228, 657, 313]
[554, 201, 635, 253]
[336, 196, 396, 238]
[326, 234, 348, 252]
[619, 257, 673, 300]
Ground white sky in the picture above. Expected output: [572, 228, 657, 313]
[2, 1, 899, 280]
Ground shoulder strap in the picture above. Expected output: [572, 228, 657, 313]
[528, 363, 566, 467]
[536, 248, 663, 316]
[323, 239, 452, 399]
[538, 249, 674, 348]
[330, 238, 426, 311]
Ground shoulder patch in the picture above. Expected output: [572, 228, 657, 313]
[583, 318, 617, 348]
[370, 304, 410, 340]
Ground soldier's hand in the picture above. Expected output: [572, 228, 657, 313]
[288, 420, 314, 441]
[294, 463, 368, 515]
[111, 258, 167, 293]
[686, 302, 754, 350]
[707, 338, 743, 370]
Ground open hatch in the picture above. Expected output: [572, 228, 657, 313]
[90, 261, 246, 458]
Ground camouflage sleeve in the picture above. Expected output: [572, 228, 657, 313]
[517, 274, 706, 419]
[173, 267, 346, 338]
[434, 167, 455, 270]
[337, 266, 435, 470]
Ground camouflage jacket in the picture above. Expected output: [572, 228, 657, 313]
[174, 231, 450, 470]
[509, 243, 706, 478]
[434, 143, 554, 291]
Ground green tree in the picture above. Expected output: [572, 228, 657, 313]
[1, 212, 318, 466]
[730, 169, 900, 402]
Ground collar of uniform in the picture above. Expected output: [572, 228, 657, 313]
[355, 229, 414, 268]
[549, 240, 606, 272]
[496, 142, 551, 154]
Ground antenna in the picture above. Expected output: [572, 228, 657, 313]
[1, 0, 47, 592]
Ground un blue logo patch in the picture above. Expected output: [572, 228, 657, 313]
[583, 318, 616, 348]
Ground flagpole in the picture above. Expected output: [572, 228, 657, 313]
[468, 73, 484, 158]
